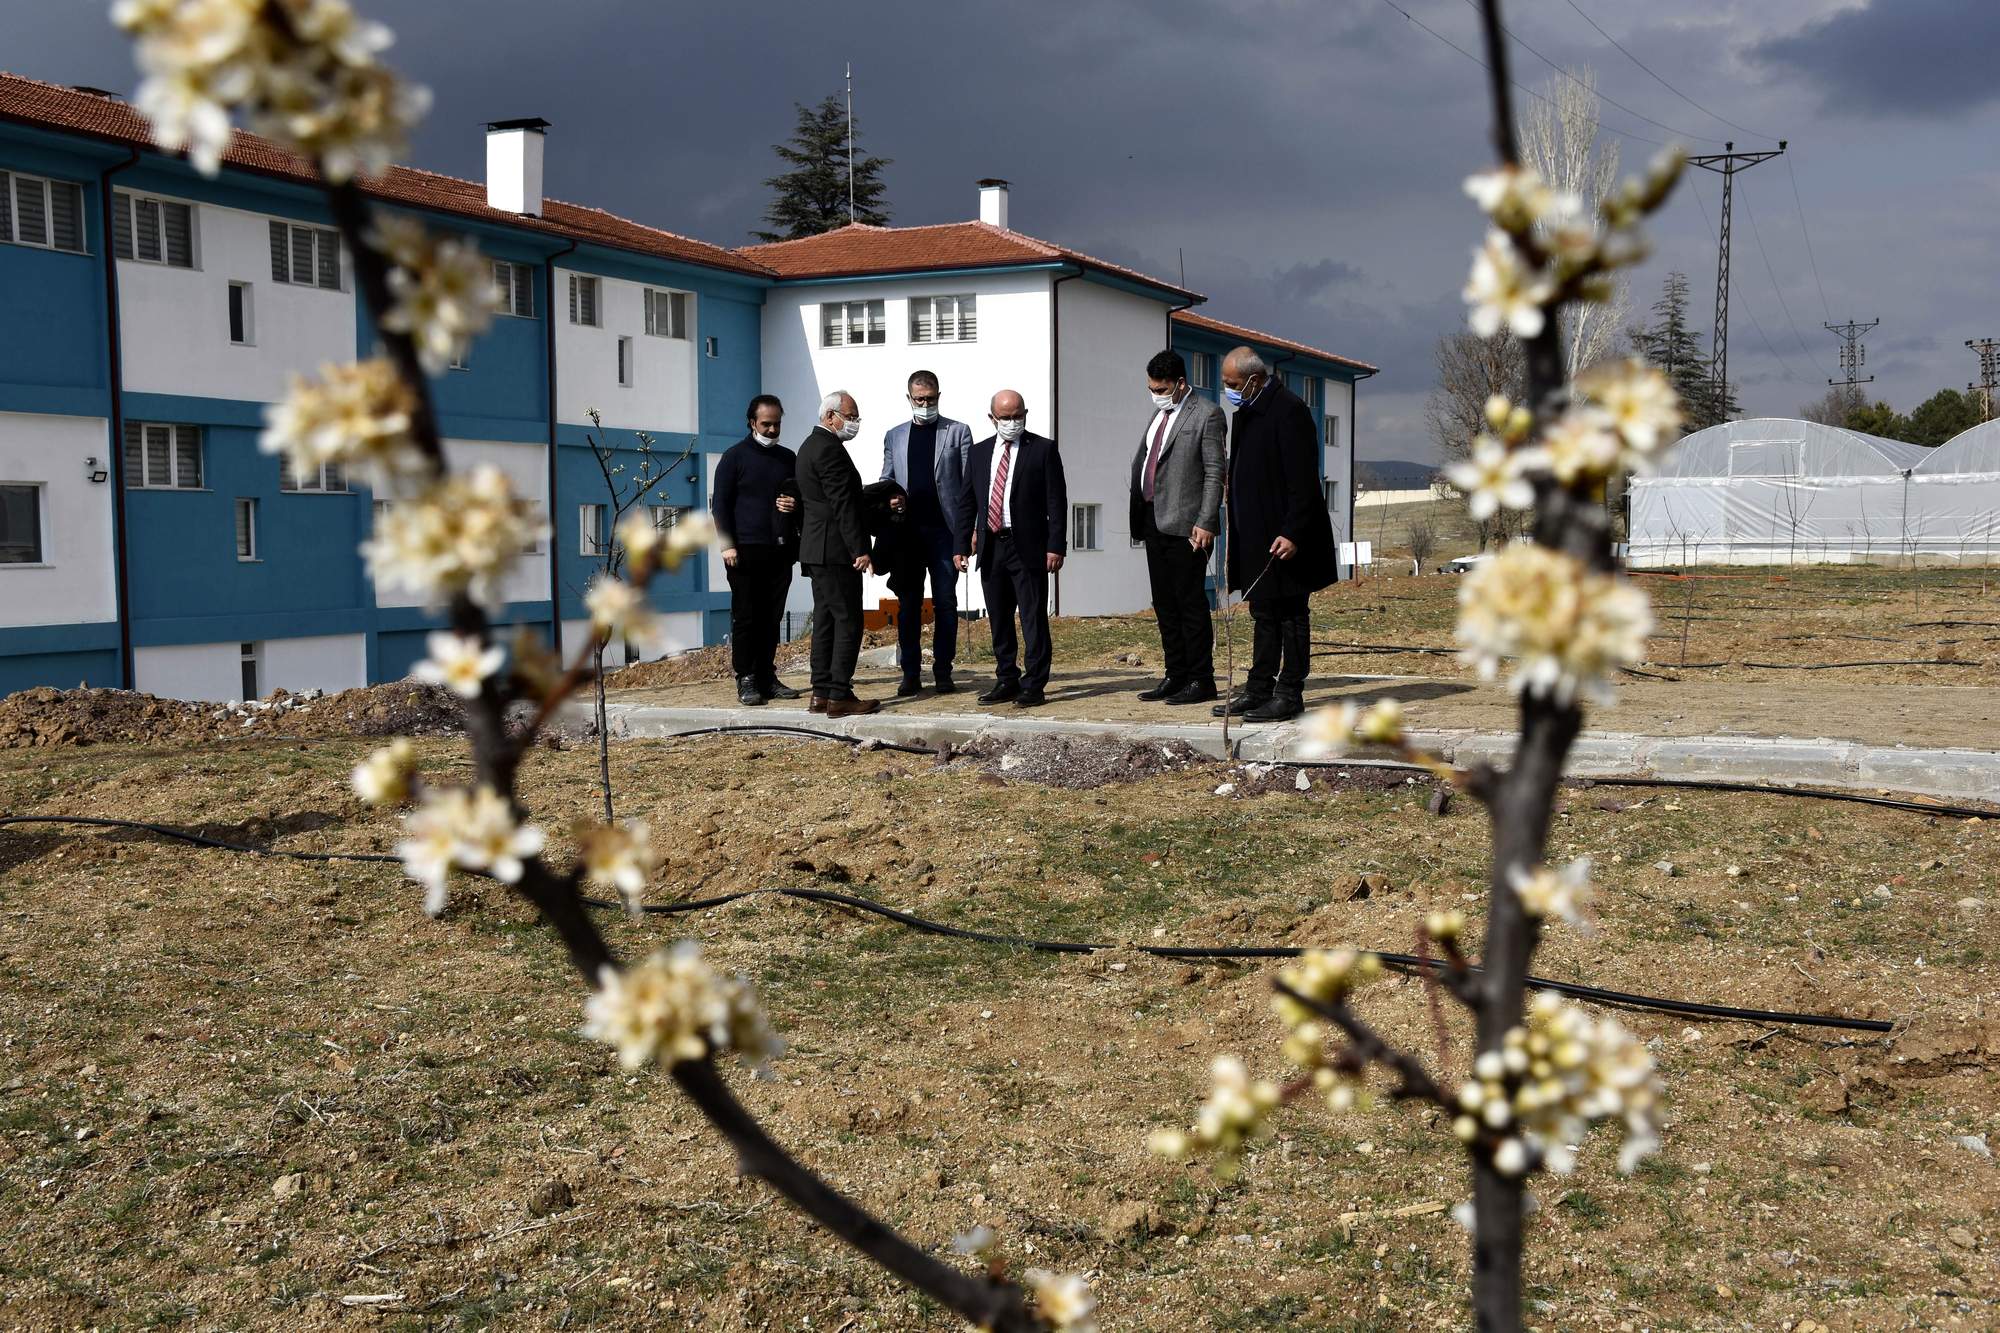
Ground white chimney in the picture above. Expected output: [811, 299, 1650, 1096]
[977, 178, 1010, 229]
[485, 118, 550, 216]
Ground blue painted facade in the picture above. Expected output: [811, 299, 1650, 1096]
[1, 116, 771, 694]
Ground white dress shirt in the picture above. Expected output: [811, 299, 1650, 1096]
[987, 433, 1022, 530]
[1142, 394, 1189, 493]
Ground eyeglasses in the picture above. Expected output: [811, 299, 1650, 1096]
[908, 394, 940, 407]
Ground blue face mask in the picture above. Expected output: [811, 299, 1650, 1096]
[1222, 386, 1244, 407]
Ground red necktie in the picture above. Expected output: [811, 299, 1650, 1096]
[987, 440, 1012, 532]
[1142, 410, 1170, 501]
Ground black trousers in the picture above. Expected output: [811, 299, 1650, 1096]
[888, 524, 960, 681]
[724, 545, 793, 682]
[979, 530, 1051, 693]
[1247, 592, 1311, 699]
[803, 562, 863, 699]
[1140, 512, 1215, 686]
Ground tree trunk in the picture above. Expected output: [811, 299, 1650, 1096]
[595, 644, 612, 821]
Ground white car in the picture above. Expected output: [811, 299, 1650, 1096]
[1444, 553, 1490, 574]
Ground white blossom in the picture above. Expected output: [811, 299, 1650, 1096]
[1511, 856, 1595, 930]
[1540, 407, 1623, 487]
[410, 630, 503, 699]
[452, 785, 544, 885]
[350, 737, 417, 805]
[576, 818, 658, 914]
[1299, 701, 1359, 758]
[377, 223, 500, 375]
[1574, 358, 1683, 465]
[582, 943, 783, 1074]
[396, 785, 470, 916]
[1455, 542, 1652, 705]
[1464, 230, 1554, 340]
[1446, 434, 1539, 521]
[662, 511, 716, 568]
[362, 465, 547, 609]
[1464, 165, 1560, 234]
[260, 358, 424, 486]
[585, 575, 667, 655]
[1024, 1269, 1097, 1333]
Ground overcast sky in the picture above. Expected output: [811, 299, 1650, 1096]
[7, 0, 1997, 463]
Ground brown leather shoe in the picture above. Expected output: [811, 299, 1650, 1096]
[825, 696, 879, 717]
[809, 694, 829, 714]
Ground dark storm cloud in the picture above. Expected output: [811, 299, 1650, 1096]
[1752, 0, 2000, 117]
[4, 0, 1994, 460]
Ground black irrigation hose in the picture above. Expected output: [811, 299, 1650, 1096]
[656, 723, 937, 756]
[1571, 777, 1997, 821]
[2, 813, 1895, 1034]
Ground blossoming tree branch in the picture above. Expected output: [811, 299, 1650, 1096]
[1145, 1, 1685, 1326]
[116, 1, 1083, 1328]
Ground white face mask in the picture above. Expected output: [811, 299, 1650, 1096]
[1149, 391, 1177, 411]
[993, 419, 1025, 442]
[754, 430, 780, 447]
[910, 403, 939, 425]
[836, 418, 862, 441]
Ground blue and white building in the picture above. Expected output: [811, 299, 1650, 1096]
[1, 73, 1376, 699]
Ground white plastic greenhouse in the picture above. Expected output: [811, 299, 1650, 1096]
[1627, 417, 2000, 566]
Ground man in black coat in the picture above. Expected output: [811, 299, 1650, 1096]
[794, 390, 878, 717]
[953, 389, 1067, 708]
[1216, 347, 1337, 722]
[713, 394, 803, 706]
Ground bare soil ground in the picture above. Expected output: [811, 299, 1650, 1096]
[2, 733, 1995, 1330]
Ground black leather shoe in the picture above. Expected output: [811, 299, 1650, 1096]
[978, 681, 1021, 705]
[1014, 690, 1047, 709]
[933, 675, 959, 695]
[736, 676, 767, 706]
[760, 677, 802, 700]
[1136, 677, 1182, 701]
[1243, 695, 1304, 723]
[1211, 691, 1270, 718]
[1163, 680, 1218, 706]
[895, 678, 924, 697]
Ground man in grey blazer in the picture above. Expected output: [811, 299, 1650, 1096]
[879, 369, 974, 694]
[1130, 349, 1227, 705]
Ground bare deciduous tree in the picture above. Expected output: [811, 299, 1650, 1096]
[1521, 66, 1626, 379]
[1407, 511, 1441, 572]
[1426, 331, 1526, 465]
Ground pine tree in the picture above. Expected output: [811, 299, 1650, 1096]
[753, 96, 891, 242]
[1627, 272, 1737, 431]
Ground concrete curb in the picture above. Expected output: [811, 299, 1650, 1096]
[575, 701, 2000, 805]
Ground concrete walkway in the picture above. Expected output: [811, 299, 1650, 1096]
[574, 695, 2000, 805]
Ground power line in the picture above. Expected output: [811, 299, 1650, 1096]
[1557, 0, 1779, 141]
[1740, 183, 1814, 358]
[1685, 175, 1799, 385]
[1785, 151, 1834, 322]
[1370, 0, 1671, 150]
[1457, 0, 1728, 145]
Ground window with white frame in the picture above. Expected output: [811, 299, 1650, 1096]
[1286, 371, 1313, 404]
[492, 259, 533, 317]
[579, 503, 608, 555]
[1071, 502, 1101, 552]
[1323, 414, 1341, 449]
[280, 456, 347, 492]
[240, 641, 260, 700]
[122, 421, 203, 489]
[643, 288, 688, 338]
[227, 281, 252, 344]
[703, 335, 719, 358]
[111, 190, 196, 267]
[820, 299, 885, 348]
[0, 483, 44, 564]
[616, 335, 634, 386]
[267, 219, 339, 289]
[1323, 479, 1337, 511]
[234, 497, 258, 560]
[1187, 352, 1213, 389]
[909, 294, 976, 344]
[568, 274, 601, 327]
[1, 170, 87, 253]
[650, 504, 682, 533]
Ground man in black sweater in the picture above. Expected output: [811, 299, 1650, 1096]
[713, 394, 803, 705]
[795, 389, 878, 716]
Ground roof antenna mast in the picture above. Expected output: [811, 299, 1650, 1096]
[845, 61, 855, 225]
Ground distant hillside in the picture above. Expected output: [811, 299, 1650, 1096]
[1357, 460, 1438, 490]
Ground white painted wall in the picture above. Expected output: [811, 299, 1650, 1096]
[559, 609, 701, 663]
[1052, 278, 1176, 616]
[118, 192, 358, 402]
[555, 269, 698, 433]
[263, 632, 366, 694]
[0, 412, 117, 626]
[134, 641, 238, 700]
[760, 269, 1053, 614]
[373, 438, 549, 609]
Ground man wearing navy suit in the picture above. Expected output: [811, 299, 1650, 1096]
[880, 370, 974, 695]
[954, 389, 1067, 708]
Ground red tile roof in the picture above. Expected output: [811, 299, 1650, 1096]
[1172, 308, 1378, 375]
[740, 220, 1200, 302]
[0, 71, 772, 278]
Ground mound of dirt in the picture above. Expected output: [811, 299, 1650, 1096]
[958, 733, 1212, 789]
[0, 681, 465, 749]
